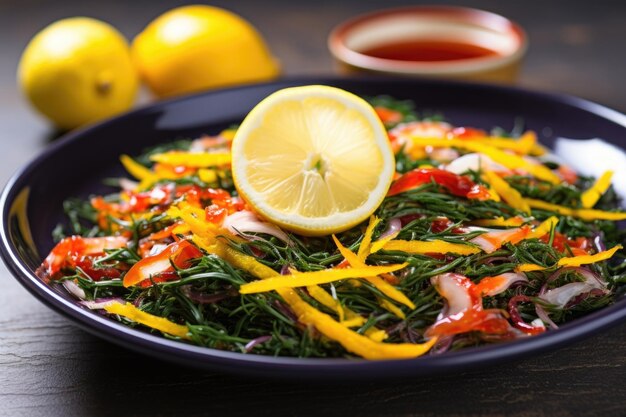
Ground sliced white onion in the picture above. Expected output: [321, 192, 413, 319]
[223, 210, 290, 243]
[119, 178, 139, 192]
[539, 271, 607, 309]
[530, 318, 546, 329]
[429, 148, 460, 163]
[390, 121, 452, 138]
[443, 153, 507, 175]
[189, 135, 230, 152]
[82, 236, 129, 254]
[80, 298, 123, 310]
[63, 280, 86, 300]
[138, 257, 172, 277]
[148, 243, 169, 257]
[388, 121, 452, 155]
[379, 218, 402, 240]
[555, 137, 626, 202]
[431, 273, 472, 316]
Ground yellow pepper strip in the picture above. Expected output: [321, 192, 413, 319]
[218, 245, 435, 359]
[524, 198, 626, 221]
[515, 264, 547, 273]
[529, 143, 548, 156]
[307, 285, 345, 321]
[343, 316, 368, 328]
[150, 152, 231, 168]
[558, 245, 622, 267]
[120, 155, 195, 190]
[366, 329, 389, 343]
[516, 245, 623, 272]
[357, 216, 380, 261]
[408, 147, 427, 160]
[171, 202, 242, 244]
[379, 298, 406, 319]
[306, 285, 369, 329]
[239, 264, 407, 294]
[167, 204, 217, 239]
[198, 168, 218, 183]
[370, 231, 400, 254]
[219, 128, 237, 141]
[483, 170, 530, 214]
[471, 216, 525, 227]
[410, 138, 561, 184]
[104, 302, 189, 339]
[333, 235, 416, 309]
[367, 275, 415, 308]
[526, 216, 559, 239]
[581, 170, 614, 208]
[120, 155, 156, 181]
[485, 185, 502, 202]
[383, 239, 481, 256]
[474, 131, 537, 155]
[172, 222, 191, 236]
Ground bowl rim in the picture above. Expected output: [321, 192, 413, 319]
[328, 5, 528, 75]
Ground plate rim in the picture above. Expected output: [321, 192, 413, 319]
[2, 76, 626, 378]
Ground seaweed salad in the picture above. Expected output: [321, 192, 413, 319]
[37, 90, 626, 360]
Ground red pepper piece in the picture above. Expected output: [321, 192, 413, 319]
[123, 240, 203, 287]
[387, 168, 490, 200]
[36, 236, 128, 280]
[374, 106, 403, 124]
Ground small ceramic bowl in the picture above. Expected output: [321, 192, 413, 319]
[328, 6, 528, 83]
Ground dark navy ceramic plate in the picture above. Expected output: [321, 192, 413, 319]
[2, 77, 626, 379]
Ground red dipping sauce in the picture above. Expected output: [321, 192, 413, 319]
[360, 40, 499, 62]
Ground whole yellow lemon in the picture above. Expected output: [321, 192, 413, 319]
[132, 5, 280, 98]
[18, 18, 139, 130]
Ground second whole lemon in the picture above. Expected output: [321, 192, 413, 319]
[18, 17, 138, 130]
[132, 5, 280, 98]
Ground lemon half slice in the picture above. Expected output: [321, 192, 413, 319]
[231, 85, 395, 236]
